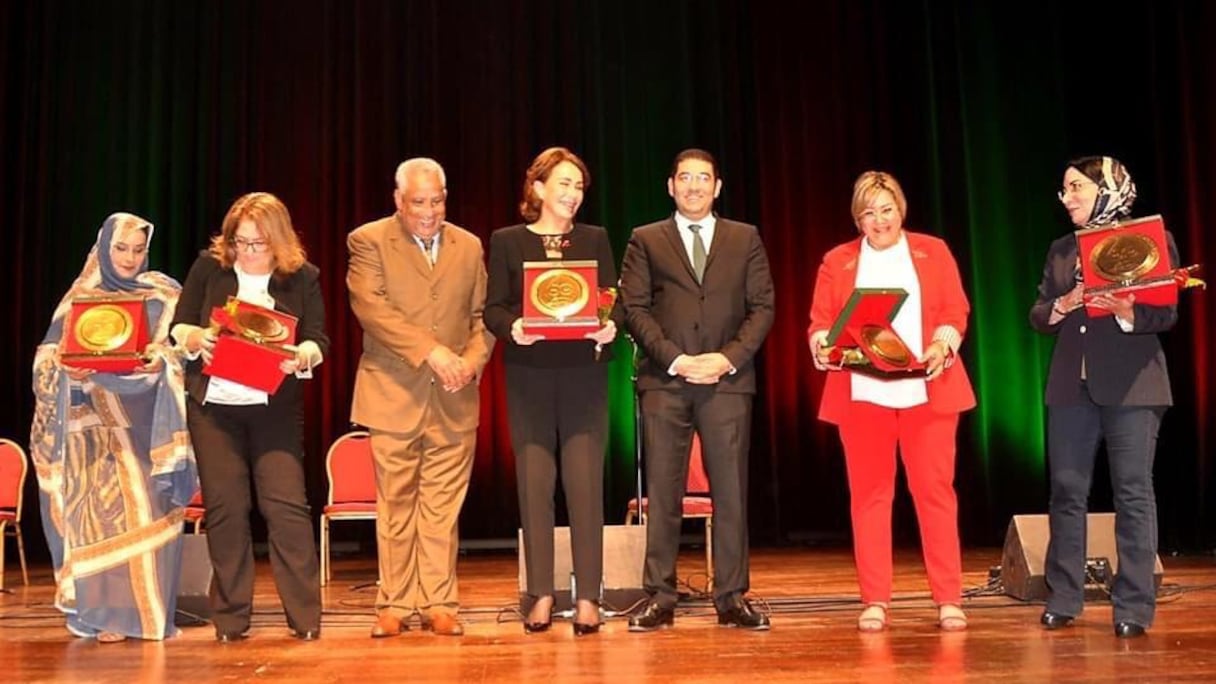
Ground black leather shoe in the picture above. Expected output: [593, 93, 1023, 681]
[628, 602, 675, 632]
[1040, 611, 1075, 630]
[717, 598, 770, 630]
[291, 629, 321, 641]
[216, 629, 250, 643]
[1114, 621, 1147, 638]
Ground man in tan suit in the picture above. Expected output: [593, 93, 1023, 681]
[347, 158, 493, 638]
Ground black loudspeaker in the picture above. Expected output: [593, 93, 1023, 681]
[1000, 513, 1164, 601]
[175, 534, 214, 625]
[518, 524, 648, 612]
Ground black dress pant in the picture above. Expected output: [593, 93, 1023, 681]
[187, 397, 321, 634]
[640, 387, 752, 612]
[1045, 397, 1163, 627]
[506, 363, 607, 603]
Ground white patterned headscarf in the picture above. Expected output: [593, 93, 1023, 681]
[1073, 156, 1137, 227]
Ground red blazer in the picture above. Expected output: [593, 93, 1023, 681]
[807, 231, 976, 424]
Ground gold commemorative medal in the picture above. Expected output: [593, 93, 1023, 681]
[1090, 233, 1159, 284]
[859, 324, 912, 367]
[234, 310, 289, 344]
[530, 269, 590, 320]
[74, 304, 134, 352]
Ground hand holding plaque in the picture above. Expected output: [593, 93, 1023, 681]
[61, 294, 152, 373]
[203, 297, 298, 394]
[590, 286, 618, 361]
[521, 260, 601, 340]
[1076, 215, 1205, 317]
[822, 288, 925, 379]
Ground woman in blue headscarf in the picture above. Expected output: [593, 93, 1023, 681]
[1029, 156, 1179, 638]
[30, 213, 197, 642]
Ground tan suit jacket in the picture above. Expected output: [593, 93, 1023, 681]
[348, 215, 493, 433]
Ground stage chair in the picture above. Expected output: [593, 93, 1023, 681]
[0, 438, 30, 590]
[625, 432, 714, 589]
[320, 430, 377, 586]
[183, 489, 206, 533]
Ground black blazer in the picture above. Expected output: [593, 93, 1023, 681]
[484, 223, 624, 367]
[620, 215, 775, 393]
[1029, 230, 1177, 406]
[171, 252, 330, 408]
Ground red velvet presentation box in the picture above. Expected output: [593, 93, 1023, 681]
[824, 288, 925, 378]
[61, 294, 150, 373]
[203, 297, 297, 394]
[1077, 215, 1175, 318]
[521, 260, 601, 340]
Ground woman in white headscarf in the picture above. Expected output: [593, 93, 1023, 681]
[30, 213, 197, 642]
[1029, 156, 1179, 638]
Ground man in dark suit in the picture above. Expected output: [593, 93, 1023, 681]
[619, 148, 775, 631]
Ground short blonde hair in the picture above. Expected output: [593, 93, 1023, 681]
[209, 192, 307, 274]
[850, 171, 908, 224]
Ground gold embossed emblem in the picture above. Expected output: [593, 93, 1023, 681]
[1090, 233, 1159, 284]
[530, 269, 590, 320]
[74, 304, 134, 352]
[859, 324, 912, 367]
[232, 310, 289, 344]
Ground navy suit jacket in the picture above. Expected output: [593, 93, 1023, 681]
[1029, 230, 1177, 407]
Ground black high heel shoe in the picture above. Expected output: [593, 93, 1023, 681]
[572, 600, 602, 637]
[523, 595, 554, 634]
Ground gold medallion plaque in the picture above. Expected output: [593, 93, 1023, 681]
[860, 324, 912, 367]
[233, 310, 290, 344]
[530, 269, 590, 320]
[1090, 233, 1160, 284]
[73, 304, 134, 352]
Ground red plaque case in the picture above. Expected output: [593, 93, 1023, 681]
[61, 294, 151, 373]
[203, 297, 298, 394]
[824, 288, 925, 378]
[521, 260, 601, 340]
[1076, 215, 1176, 318]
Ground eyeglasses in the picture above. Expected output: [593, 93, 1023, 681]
[858, 205, 898, 223]
[1057, 180, 1098, 201]
[232, 237, 270, 253]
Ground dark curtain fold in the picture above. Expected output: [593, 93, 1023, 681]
[3, 0, 1214, 558]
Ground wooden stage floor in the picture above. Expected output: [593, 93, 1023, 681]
[3, 547, 1216, 683]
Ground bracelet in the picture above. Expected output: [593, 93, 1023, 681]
[1052, 299, 1068, 315]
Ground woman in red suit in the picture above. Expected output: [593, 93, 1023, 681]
[808, 171, 976, 632]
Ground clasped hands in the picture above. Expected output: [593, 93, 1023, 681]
[673, 352, 733, 385]
[426, 345, 474, 392]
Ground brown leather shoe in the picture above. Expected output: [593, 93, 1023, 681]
[424, 613, 464, 636]
[370, 614, 407, 639]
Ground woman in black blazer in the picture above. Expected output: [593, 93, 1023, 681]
[1029, 156, 1178, 639]
[171, 192, 328, 642]
[485, 147, 623, 636]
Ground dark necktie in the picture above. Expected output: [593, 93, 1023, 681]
[420, 237, 435, 268]
[689, 224, 707, 283]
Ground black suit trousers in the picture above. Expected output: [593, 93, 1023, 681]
[640, 386, 752, 611]
[187, 397, 321, 634]
[1045, 393, 1163, 626]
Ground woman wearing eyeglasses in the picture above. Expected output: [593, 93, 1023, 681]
[171, 192, 328, 642]
[1029, 156, 1178, 638]
[807, 171, 975, 632]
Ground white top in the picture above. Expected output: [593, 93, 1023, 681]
[850, 234, 927, 408]
[203, 265, 274, 406]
